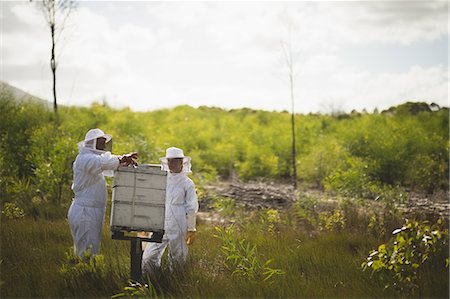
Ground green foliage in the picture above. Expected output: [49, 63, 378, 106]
[28, 123, 77, 206]
[3, 177, 36, 216]
[362, 219, 449, 296]
[299, 138, 348, 188]
[1, 202, 25, 219]
[323, 157, 375, 197]
[292, 195, 320, 229]
[1, 90, 448, 221]
[259, 208, 281, 234]
[337, 113, 448, 193]
[112, 278, 158, 299]
[214, 224, 285, 284]
[2, 216, 448, 298]
[319, 209, 346, 232]
[367, 213, 386, 237]
[212, 197, 236, 217]
[59, 247, 108, 296]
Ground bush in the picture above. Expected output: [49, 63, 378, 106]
[59, 247, 108, 296]
[319, 209, 346, 232]
[214, 224, 285, 284]
[323, 157, 376, 198]
[212, 197, 236, 217]
[259, 208, 281, 234]
[292, 195, 319, 229]
[362, 219, 449, 296]
[1, 202, 25, 219]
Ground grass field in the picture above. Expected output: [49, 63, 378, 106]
[1, 206, 448, 298]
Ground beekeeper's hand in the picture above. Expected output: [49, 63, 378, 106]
[119, 152, 139, 167]
[186, 231, 195, 245]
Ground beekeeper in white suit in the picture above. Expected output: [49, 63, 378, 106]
[68, 128, 138, 256]
[142, 147, 199, 274]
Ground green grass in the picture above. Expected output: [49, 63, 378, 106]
[0, 217, 130, 298]
[1, 215, 448, 298]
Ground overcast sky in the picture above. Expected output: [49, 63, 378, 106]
[2, 1, 448, 113]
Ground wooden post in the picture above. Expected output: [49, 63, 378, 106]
[130, 237, 143, 282]
[111, 230, 164, 281]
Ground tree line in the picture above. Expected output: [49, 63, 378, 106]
[0, 90, 448, 219]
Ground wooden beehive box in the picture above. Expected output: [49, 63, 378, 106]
[110, 164, 166, 233]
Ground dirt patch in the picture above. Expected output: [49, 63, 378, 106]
[397, 190, 449, 219]
[202, 179, 296, 210]
[200, 179, 449, 220]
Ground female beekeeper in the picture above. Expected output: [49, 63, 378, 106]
[68, 128, 138, 256]
[142, 147, 199, 274]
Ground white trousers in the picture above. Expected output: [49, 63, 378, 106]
[67, 201, 105, 256]
[141, 230, 188, 275]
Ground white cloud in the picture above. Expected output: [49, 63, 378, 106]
[3, 3, 47, 65]
[2, 1, 448, 114]
[310, 1, 448, 46]
[353, 65, 448, 110]
[10, 2, 45, 28]
[306, 65, 448, 113]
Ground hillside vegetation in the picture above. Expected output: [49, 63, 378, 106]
[0, 90, 448, 298]
[1, 90, 448, 218]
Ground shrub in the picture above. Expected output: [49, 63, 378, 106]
[362, 219, 449, 296]
[323, 157, 376, 198]
[1, 202, 25, 219]
[367, 213, 386, 237]
[259, 208, 281, 234]
[318, 209, 346, 232]
[214, 224, 284, 284]
[292, 195, 319, 229]
[212, 197, 236, 217]
[59, 247, 107, 296]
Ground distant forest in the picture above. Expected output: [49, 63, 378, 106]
[1, 89, 448, 219]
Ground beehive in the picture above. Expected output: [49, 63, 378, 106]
[110, 164, 166, 233]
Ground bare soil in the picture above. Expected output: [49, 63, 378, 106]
[199, 179, 449, 221]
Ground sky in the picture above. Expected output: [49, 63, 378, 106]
[1, 1, 449, 113]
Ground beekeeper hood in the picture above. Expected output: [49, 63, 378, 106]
[160, 147, 192, 173]
[77, 128, 112, 154]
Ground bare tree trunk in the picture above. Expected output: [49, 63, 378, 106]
[35, 0, 77, 114]
[290, 72, 297, 190]
[281, 16, 299, 190]
[50, 23, 57, 113]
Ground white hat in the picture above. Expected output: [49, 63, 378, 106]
[83, 128, 111, 143]
[160, 147, 192, 173]
[77, 128, 112, 153]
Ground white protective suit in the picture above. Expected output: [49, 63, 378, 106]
[68, 134, 119, 256]
[142, 172, 199, 273]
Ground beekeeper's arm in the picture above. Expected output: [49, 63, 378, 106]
[100, 152, 138, 176]
[185, 180, 199, 244]
[76, 153, 118, 175]
[79, 152, 138, 176]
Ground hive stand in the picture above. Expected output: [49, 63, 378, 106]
[111, 230, 164, 281]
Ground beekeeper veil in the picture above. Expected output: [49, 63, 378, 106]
[77, 128, 112, 154]
[77, 128, 114, 176]
[160, 147, 192, 173]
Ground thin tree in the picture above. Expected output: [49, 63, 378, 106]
[281, 17, 298, 190]
[36, 0, 76, 113]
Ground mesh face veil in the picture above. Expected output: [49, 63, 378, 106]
[104, 139, 113, 152]
[84, 139, 96, 150]
[77, 128, 113, 154]
[160, 147, 192, 173]
[160, 157, 192, 173]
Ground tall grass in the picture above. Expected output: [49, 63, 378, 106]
[1, 213, 448, 298]
[0, 217, 130, 298]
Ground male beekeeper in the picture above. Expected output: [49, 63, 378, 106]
[142, 147, 199, 274]
[68, 128, 138, 256]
